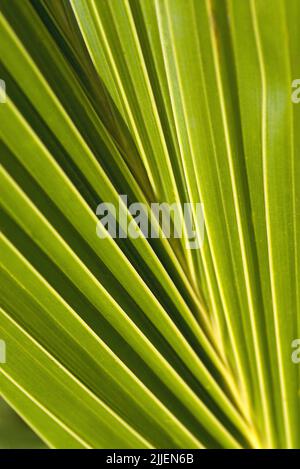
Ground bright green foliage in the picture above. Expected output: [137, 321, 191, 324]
[0, 0, 299, 449]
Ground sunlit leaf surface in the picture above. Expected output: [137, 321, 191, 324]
[0, 0, 299, 449]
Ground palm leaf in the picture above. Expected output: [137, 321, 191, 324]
[0, 0, 299, 449]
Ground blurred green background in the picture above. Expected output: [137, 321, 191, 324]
[0, 398, 46, 448]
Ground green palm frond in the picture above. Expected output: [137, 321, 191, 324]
[0, 0, 299, 449]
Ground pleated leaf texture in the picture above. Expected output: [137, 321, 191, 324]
[0, 0, 299, 449]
